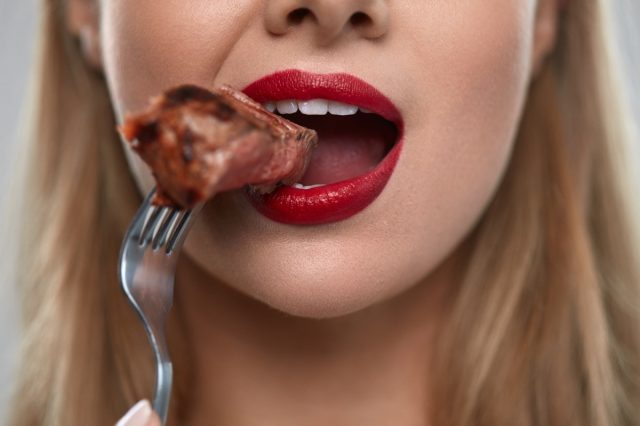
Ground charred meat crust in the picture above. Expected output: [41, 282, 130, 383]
[119, 85, 318, 209]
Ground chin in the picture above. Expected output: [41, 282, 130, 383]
[238, 268, 392, 319]
[185, 235, 412, 319]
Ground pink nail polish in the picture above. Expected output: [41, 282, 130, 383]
[116, 400, 152, 426]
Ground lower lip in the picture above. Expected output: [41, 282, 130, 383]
[245, 139, 403, 225]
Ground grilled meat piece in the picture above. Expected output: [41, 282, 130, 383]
[120, 84, 318, 208]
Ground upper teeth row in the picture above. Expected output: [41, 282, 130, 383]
[262, 99, 373, 116]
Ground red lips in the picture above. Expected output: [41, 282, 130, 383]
[243, 70, 404, 226]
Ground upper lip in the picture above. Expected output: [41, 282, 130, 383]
[242, 69, 403, 128]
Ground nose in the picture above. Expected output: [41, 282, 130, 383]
[264, 0, 390, 45]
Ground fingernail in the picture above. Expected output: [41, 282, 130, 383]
[116, 400, 152, 426]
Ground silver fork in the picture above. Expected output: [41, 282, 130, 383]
[118, 188, 201, 425]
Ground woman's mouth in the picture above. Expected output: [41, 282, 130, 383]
[243, 70, 403, 225]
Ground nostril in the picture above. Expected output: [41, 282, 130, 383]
[350, 11, 373, 28]
[287, 8, 312, 25]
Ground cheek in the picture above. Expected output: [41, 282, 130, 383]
[100, 0, 255, 117]
[392, 1, 535, 269]
[100, 0, 260, 194]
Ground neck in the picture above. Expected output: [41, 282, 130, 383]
[170, 255, 456, 425]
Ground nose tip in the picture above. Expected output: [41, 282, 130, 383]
[265, 0, 390, 45]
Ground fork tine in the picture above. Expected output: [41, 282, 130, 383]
[124, 189, 155, 241]
[152, 208, 179, 250]
[139, 206, 164, 246]
[162, 210, 187, 248]
[166, 209, 196, 254]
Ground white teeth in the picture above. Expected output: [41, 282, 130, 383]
[266, 99, 364, 116]
[328, 101, 358, 116]
[292, 183, 326, 189]
[276, 100, 298, 114]
[298, 99, 329, 115]
[263, 102, 276, 113]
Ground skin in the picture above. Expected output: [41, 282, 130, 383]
[67, 0, 559, 424]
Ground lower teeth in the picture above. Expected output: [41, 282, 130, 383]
[291, 183, 326, 190]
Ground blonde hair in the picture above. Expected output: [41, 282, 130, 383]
[10, 0, 640, 425]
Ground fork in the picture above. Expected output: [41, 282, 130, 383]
[118, 188, 201, 425]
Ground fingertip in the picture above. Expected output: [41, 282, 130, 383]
[116, 400, 153, 426]
[146, 408, 163, 426]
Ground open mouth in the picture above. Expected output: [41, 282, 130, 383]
[242, 70, 403, 225]
[261, 99, 399, 187]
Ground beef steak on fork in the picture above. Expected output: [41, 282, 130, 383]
[120, 84, 318, 208]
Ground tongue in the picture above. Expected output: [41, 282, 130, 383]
[300, 129, 387, 185]
[289, 113, 396, 186]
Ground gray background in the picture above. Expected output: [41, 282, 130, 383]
[0, 0, 638, 423]
[1, 0, 39, 422]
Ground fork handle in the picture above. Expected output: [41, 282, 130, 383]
[146, 325, 172, 425]
[153, 358, 172, 424]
